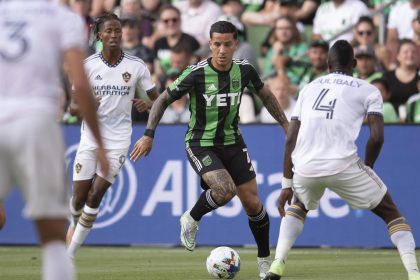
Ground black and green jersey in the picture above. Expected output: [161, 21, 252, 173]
[167, 58, 264, 147]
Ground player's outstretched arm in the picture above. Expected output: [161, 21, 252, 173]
[130, 90, 174, 161]
[257, 85, 289, 133]
[64, 48, 109, 176]
[279, 119, 300, 217]
[365, 114, 384, 168]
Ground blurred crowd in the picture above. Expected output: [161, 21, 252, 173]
[59, 0, 420, 124]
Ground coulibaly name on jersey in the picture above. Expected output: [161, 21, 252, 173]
[203, 92, 240, 107]
[93, 85, 131, 96]
[314, 78, 363, 88]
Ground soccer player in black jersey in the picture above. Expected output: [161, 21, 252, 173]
[130, 21, 289, 279]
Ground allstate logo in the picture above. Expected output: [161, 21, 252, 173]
[66, 143, 137, 229]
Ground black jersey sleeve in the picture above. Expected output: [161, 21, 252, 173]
[244, 64, 264, 94]
[167, 66, 194, 100]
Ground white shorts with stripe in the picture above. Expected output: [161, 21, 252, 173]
[73, 144, 128, 184]
[0, 115, 68, 219]
[293, 159, 387, 211]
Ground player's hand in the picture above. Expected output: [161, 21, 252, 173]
[130, 136, 153, 161]
[95, 96, 102, 111]
[278, 188, 293, 217]
[96, 147, 109, 177]
[132, 98, 150, 112]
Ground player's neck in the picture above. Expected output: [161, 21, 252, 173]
[102, 49, 123, 65]
[330, 69, 352, 76]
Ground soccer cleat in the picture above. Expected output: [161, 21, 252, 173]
[409, 272, 420, 280]
[257, 257, 271, 279]
[262, 259, 286, 280]
[179, 210, 199, 251]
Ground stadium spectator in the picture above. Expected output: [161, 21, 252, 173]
[354, 45, 383, 82]
[153, 5, 200, 77]
[353, 16, 390, 70]
[121, 17, 155, 73]
[66, 13, 159, 259]
[260, 75, 296, 122]
[312, 0, 369, 45]
[262, 16, 308, 85]
[221, 0, 244, 18]
[383, 39, 420, 119]
[411, 9, 420, 68]
[264, 40, 420, 280]
[118, 0, 154, 42]
[371, 78, 399, 123]
[69, 0, 96, 54]
[386, 0, 420, 66]
[174, 0, 223, 46]
[406, 80, 420, 123]
[130, 21, 289, 279]
[297, 40, 329, 91]
[0, 2, 108, 280]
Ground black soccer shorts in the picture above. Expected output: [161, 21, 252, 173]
[185, 141, 256, 190]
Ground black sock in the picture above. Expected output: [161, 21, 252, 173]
[190, 189, 219, 221]
[248, 206, 270, 258]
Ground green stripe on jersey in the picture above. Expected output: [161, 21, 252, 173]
[223, 63, 242, 145]
[200, 65, 219, 146]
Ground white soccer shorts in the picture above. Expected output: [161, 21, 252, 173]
[0, 115, 68, 219]
[293, 159, 388, 210]
[72, 144, 128, 184]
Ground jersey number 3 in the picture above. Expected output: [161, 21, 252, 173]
[0, 21, 29, 62]
[312, 88, 337, 119]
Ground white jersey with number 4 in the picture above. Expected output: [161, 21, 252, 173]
[291, 73, 383, 177]
[0, 1, 85, 122]
[80, 52, 155, 150]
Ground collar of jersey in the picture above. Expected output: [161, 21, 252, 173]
[99, 51, 124, 68]
[208, 57, 233, 73]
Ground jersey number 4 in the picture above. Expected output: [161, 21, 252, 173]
[312, 88, 337, 119]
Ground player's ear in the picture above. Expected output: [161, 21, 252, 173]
[353, 58, 357, 68]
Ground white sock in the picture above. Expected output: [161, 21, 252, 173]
[275, 215, 304, 261]
[67, 205, 99, 258]
[391, 231, 419, 273]
[43, 240, 75, 280]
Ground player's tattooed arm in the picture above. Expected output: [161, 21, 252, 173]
[257, 85, 289, 133]
[146, 90, 175, 130]
[202, 169, 236, 205]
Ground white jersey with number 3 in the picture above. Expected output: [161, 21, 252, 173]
[80, 52, 155, 150]
[291, 73, 383, 177]
[0, 1, 85, 122]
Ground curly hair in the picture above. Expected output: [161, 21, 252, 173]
[92, 13, 121, 41]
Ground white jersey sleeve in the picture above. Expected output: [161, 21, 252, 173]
[365, 88, 383, 115]
[136, 61, 155, 93]
[59, 9, 85, 51]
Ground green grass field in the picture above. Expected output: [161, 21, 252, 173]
[0, 246, 412, 280]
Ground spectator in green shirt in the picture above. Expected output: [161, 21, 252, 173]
[371, 78, 399, 123]
[354, 45, 384, 83]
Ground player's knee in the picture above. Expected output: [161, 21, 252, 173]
[286, 203, 308, 222]
[211, 184, 236, 205]
[79, 206, 99, 229]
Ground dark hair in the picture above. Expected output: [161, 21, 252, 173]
[93, 13, 121, 40]
[371, 78, 389, 91]
[397, 38, 416, 54]
[328, 40, 354, 69]
[171, 41, 193, 55]
[209, 21, 238, 40]
[356, 16, 374, 29]
[159, 4, 181, 17]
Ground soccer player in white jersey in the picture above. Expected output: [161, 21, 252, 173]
[0, 1, 109, 280]
[66, 13, 159, 258]
[264, 40, 420, 280]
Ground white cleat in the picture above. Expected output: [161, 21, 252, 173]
[179, 210, 199, 251]
[257, 257, 271, 279]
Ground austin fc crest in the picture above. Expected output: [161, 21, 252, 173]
[122, 72, 131, 83]
[232, 78, 240, 90]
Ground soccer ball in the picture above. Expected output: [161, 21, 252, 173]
[206, 246, 241, 279]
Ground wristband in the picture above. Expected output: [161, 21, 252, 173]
[144, 128, 155, 138]
[281, 177, 293, 189]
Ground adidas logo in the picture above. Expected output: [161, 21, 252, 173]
[95, 75, 102, 81]
[207, 84, 217, 91]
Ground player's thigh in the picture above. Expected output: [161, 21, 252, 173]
[221, 142, 256, 187]
[14, 116, 68, 219]
[327, 160, 387, 210]
[185, 145, 227, 190]
[96, 148, 128, 184]
[293, 174, 326, 211]
[73, 145, 98, 181]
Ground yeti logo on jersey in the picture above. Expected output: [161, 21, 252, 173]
[232, 78, 240, 90]
[202, 155, 212, 167]
[75, 163, 82, 174]
[203, 92, 240, 107]
[122, 72, 131, 83]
